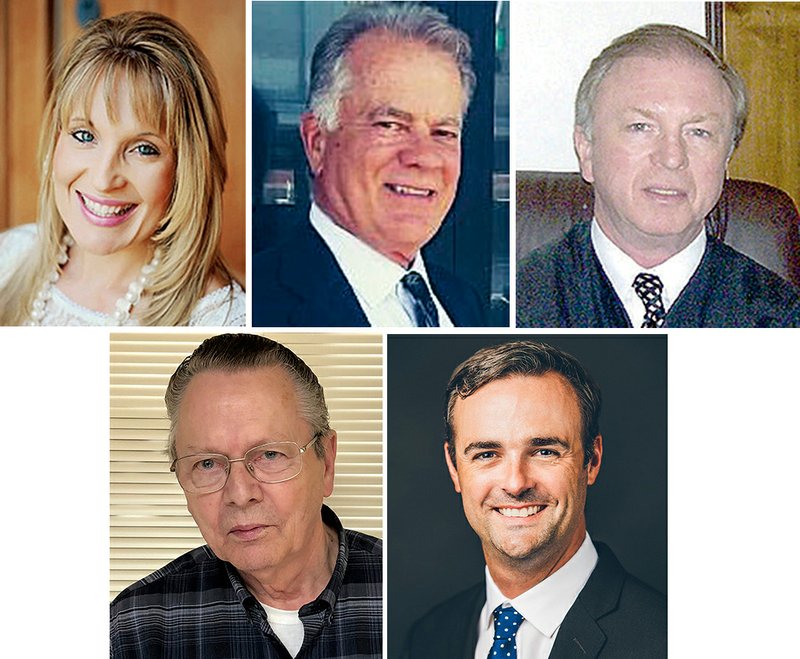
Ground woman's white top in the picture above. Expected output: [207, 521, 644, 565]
[0, 224, 246, 326]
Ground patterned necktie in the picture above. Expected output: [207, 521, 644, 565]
[400, 271, 440, 327]
[488, 604, 524, 659]
[633, 272, 666, 328]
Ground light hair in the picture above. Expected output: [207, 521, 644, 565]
[307, 1, 475, 131]
[575, 23, 748, 153]
[165, 334, 331, 462]
[445, 341, 601, 468]
[0, 11, 235, 325]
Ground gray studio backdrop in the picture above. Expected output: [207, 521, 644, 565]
[387, 334, 667, 657]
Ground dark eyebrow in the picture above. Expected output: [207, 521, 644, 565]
[529, 437, 570, 451]
[462, 440, 502, 456]
[461, 437, 570, 456]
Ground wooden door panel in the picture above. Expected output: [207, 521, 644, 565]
[725, 2, 800, 210]
[0, 1, 50, 231]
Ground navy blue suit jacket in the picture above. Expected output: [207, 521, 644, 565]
[403, 543, 666, 659]
[252, 220, 486, 327]
[517, 221, 800, 328]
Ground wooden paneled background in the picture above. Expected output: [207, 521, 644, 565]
[725, 2, 800, 210]
[0, 0, 245, 280]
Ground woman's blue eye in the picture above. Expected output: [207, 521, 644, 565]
[70, 129, 95, 144]
[134, 143, 160, 157]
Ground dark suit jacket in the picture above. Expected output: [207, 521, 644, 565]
[403, 543, 666, 659]
[517, 221, 800, 327]
[252, 220, 486, 327]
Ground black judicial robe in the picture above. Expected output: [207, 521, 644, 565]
[517, 221, 800, 328]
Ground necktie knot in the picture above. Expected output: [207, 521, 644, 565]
[633, 272, 666, 328]
[400, 271, 440, 327]
[488, 604, 523, 659]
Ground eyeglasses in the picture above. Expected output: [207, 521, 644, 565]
[170, 433, 322, 494]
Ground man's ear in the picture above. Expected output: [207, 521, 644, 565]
[574, 126, 594, 183]
[586, 434, 603, 486]
[322, 430, 338, 497]
[443, 441, 462, 493]
[299, 111, 328, 177]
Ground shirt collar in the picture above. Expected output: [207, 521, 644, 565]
[309, 202, 430, 308]
[481, 533, 598, 639]
[591, 219, 706, 311]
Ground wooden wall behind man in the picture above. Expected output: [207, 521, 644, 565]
[725, 2, 800, 210]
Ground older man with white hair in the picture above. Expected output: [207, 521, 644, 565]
[253, 2, 485, 328]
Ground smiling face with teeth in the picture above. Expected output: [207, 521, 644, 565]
[445, 373, 601, 593]
[300, 31, 464, 266]
[52, 76, 175, 260]
[574, 55, 735, 268]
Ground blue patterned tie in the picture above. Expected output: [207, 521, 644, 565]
[488, 604, 524, 659]
[400, 271, 440, 327]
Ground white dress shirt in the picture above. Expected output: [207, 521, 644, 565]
[309, 203, 453, 327]
[591, 220, 706, 328]
[474, 534, 599, 659]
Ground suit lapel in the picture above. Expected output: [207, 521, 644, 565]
[550, 598, 606, 658]
[427, 261, 484, 326]
[277, 222, 369, 326]
[447, 584, 484, 659]
[550, 542, 626, 659]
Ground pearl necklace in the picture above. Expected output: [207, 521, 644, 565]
[26, 234, 162, 326]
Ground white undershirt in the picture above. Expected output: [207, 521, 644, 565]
[261, 602, 304, 657]
[309, 203, 453, 327]
[591, 220, 706, 327]
[474, 533, 599, 659]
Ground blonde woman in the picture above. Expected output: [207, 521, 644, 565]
[0, 12, 245, 326]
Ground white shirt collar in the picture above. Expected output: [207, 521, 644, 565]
[309, 203, 452, 327]
[480, 533, 598, 639]
[591, 220, 706, 326]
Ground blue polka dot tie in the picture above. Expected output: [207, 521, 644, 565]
[488, 604, 524, 659]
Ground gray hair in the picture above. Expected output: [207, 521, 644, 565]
[445, 341, 602, 468]
[307, 1, 475, 130]
[575, 23, 748, 152]
[165, 334, 330, 461]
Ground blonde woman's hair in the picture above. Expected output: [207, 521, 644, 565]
[0, 11, 235, 325]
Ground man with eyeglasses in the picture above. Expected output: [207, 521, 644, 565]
[111, 333, 382, 658]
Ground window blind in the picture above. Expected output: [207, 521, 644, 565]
[110, 331, 383, 600]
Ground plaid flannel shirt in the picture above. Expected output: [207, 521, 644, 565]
[111, 506, 382, 658]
